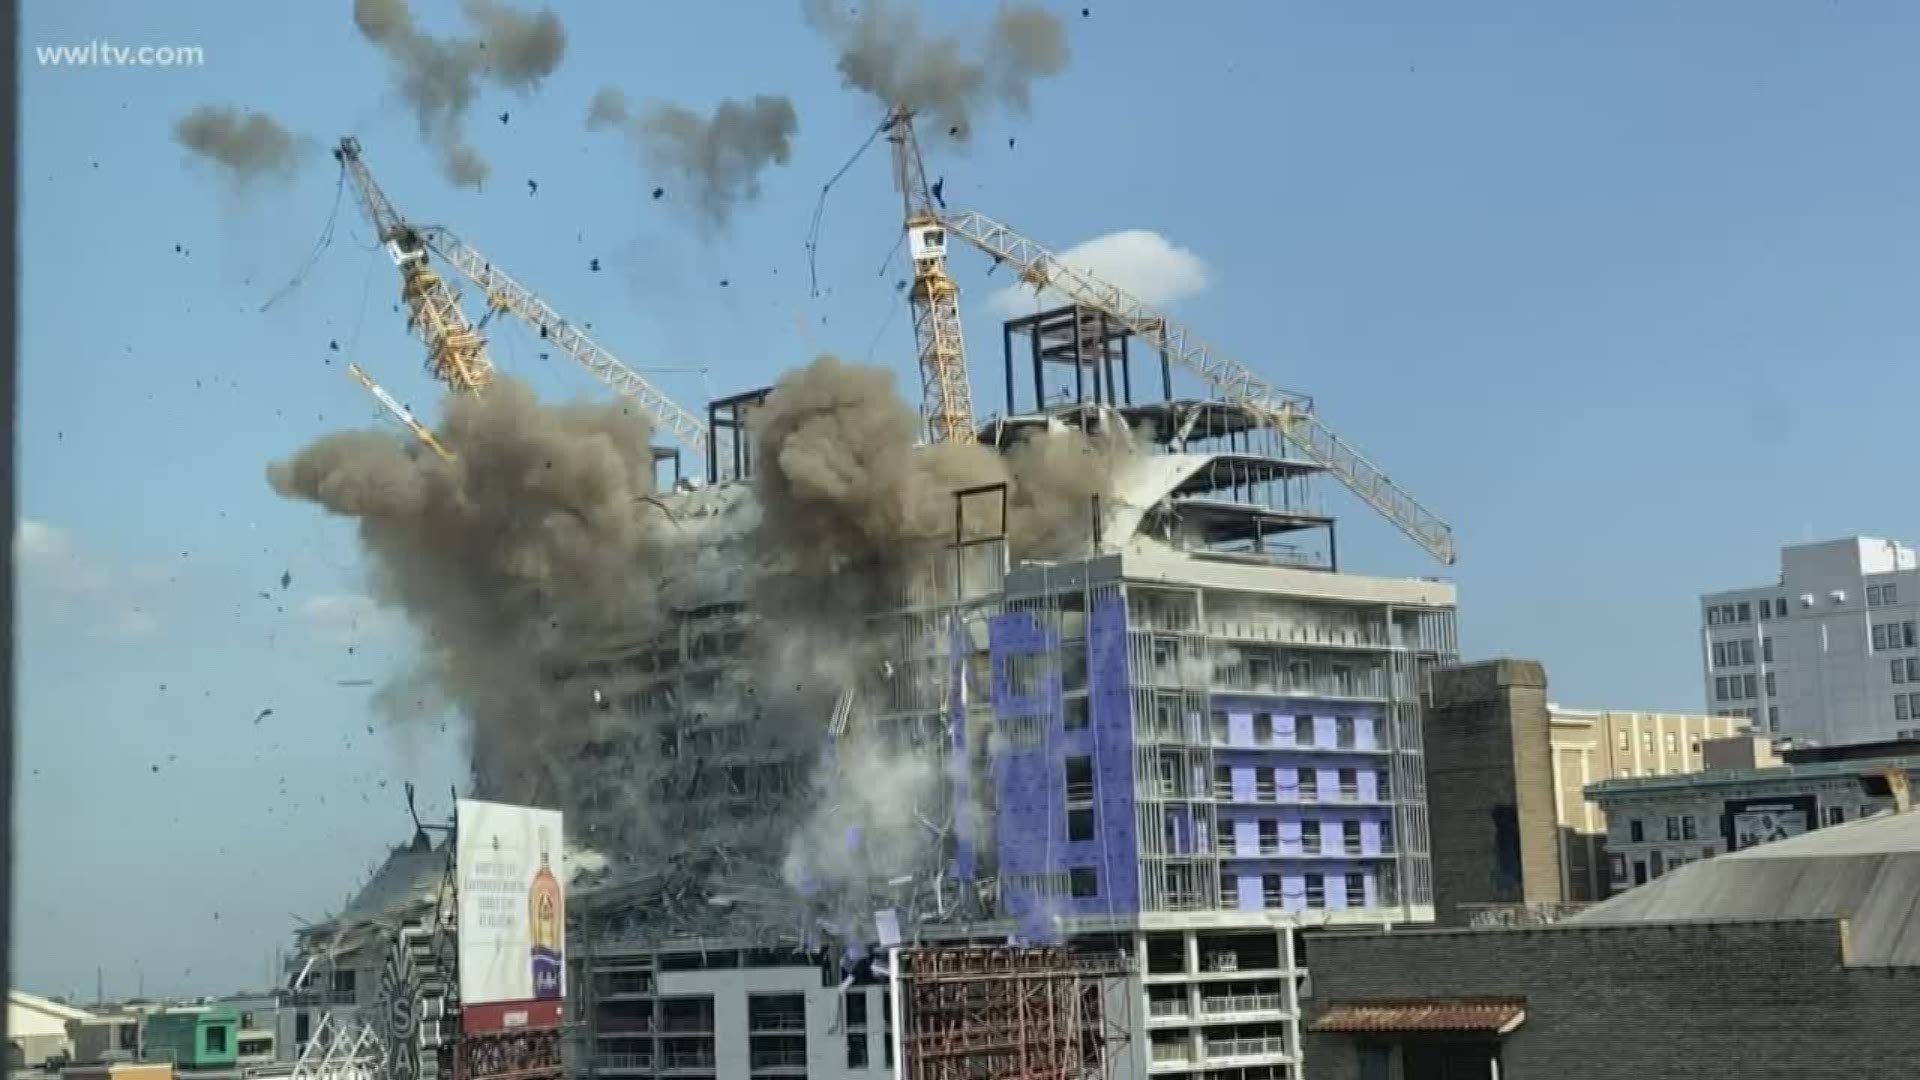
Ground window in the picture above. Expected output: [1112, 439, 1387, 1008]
[1738, 601, 1751, 621]
[1712, 642, 1726, 667]
[206, 1027, 228, 1054]
[1743, 674, 1756, 699]
[1294, 716, 1315, 746]
[847, 1032, 869, 1069]
[1907, 621, 1917, 648]
[1898, 696, 1910, 722]
[1338, 767, 1359, 800]
[295, 1013, 311, 1046]
[1875, 625, 1890, 651]
[1666, 816, 1681, 841]
[1765, 671, 1775, 696]
[1335, 716, 1355, 749]
[1064, 756, 1094, 802]
[1707, 608, 1720, 626]
[331, 970, 356, 997]
[1616, 730, 1629, 752]
[1343, 820, 1363, 854]
[1288, 659, 1313, 687]
[1715, 677, 1729, 700]
[1740, 640, 1755, 665]
[1642, 730, 1654, 753]
[1910, 691, 1920, 714]
[1763, 638, 1773, 662]
[1304, 873, 1325, 908]
[1825, 806, 1844, 827]
[1069, 868, 1099, 898]
[1345, 872, 1366, 906]
[1889, 584, 1901, 605]
[1664, 732, 1678, 754]
[1068, 807, 1095, 842]
[1908, 658, 1920, 682]
[847, 992, 868, 1027]
[1629, 819, 1644, 842]
[1651, 850, 1665, 876]
[1777, 597, 1789, 617]
[1302, 820, 1322, 854]
[1258, 818, 1279, 853]
[1063, 696, 1089, 731]
[1690, 735, 1702, 753]
[1870, 585, 1884, 606]
[1376, 769, 1392, 801]
[1299, 768, 1318, 800]
[1768, 705, 1779, 730]
[1683, 817, 1698, 840]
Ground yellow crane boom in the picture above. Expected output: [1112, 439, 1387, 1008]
[347, 363, 455, 462]
[938, 208, 1457, 566]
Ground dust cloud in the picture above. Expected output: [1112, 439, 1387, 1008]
[174, 106, 304, 185]
[803, 0, 1069, 138]
[352, 0, 566, 187]
[588, 86, 799, 225]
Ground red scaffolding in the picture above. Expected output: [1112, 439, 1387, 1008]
[899, 945, 1131, 1080]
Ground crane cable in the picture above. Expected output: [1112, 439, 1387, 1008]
[258, 158, 349, 314]
[805, 118, 889, 299]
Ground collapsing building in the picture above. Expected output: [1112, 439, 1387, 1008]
[560, 304, 1459, 1080]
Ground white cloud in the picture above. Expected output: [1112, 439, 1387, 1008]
[14, 517, 107, 592]
[988, 229, 1212, 317]
[300, 592, 405, 646]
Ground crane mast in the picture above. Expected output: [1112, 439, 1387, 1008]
[334, 138, 494, 395]
[415, 226, 710, 464]
[885, 109, 977, 445]
[937, 209, 1457, 566]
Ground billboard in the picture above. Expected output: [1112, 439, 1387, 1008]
[1722, 794, 1817, 852]
[456, 799, 566, 1031]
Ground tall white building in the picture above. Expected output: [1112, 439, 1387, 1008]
[1700, 537, 1920, 745]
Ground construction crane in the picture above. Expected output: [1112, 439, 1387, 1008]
[935, 209, 1458, 566]
[347, 363, 455, 463]
[413, 226, 710, 465]
[334, 138, 494, 395]
[885, 109, 977, 446]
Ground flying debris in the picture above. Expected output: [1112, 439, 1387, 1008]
[587, 85, 798, 225]
[254, 708, 275, 724]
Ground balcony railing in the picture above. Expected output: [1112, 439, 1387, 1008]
[663, 1049, 716, 1070]
[1147, 999, 1188, 1019]
[1066, 782, 1096, 802]
[748, 1047, 808, 1070]
[595, 1054, 655, 1072]
[1150, 1044, 1191, 1064]
[748, 1014, 806, 1033]
[1203, 1036, 1290, 1060]
[1200, 994, 1284, 1016]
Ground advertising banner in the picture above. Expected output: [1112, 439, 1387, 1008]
[456, 799, 566, 1031]
[1722, 794, 1817, 852]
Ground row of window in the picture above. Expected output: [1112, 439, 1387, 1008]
[1894, 693, 1920, 722]
[1228, 870, 1368, 909]
[1874, 621, 1918, 652]
[1710, 638, 1773, 668]
[1212, 712, 1374, 749]
[1625, 815, 1700, 843]
[1615, 729, 1705, 756]
[1209, 765, 1390, 802]
[1231, 818, 1384, 857]
[1868, 583, 1902, 607]
[1714, 672, 1773, 701]
[1706, 597, 1791, 625]
[1893, 658, 1920, 685]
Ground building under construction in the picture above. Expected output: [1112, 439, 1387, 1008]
[558, 302, 1459, 1080]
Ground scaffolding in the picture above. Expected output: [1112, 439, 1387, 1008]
[897, 946, 1130, 1080]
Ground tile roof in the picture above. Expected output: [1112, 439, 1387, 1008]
[1310, 998, 1527, 1035]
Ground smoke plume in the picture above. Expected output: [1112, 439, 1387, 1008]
[588, 86, 799, 225]
[266, 376, 666, 815]
[353, 0, 567, 187]
[804, 0, 1069, 139]
[173, 105, 304, 185]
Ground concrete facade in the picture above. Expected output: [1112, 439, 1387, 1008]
[1700, 536, 1920, 743]
[1301, 918, 1920, 1078]
[1587, 750, 1920, 890]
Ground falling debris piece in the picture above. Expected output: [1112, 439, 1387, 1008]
[651, 186, 664, 199]
[280, 570, 292, 590]
[253, 707, 274, 724]
[719, 278, 730, 287]
[1008, 137, 1016, 149]
[931, 177, 945, 208]
[338, 678, 375, 688]
[589, 257, 601, 272]
[499, 111, 511, 124]
[528, 178, 538, 195]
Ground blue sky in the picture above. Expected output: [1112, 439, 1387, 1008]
[16, 1, 1920, 998]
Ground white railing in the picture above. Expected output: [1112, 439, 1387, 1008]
[1200, 993, 1284, 1016]
[1203, 1036, 1290, 1060]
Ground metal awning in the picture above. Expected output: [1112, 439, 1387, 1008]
[1310, 998, 1527, 1036]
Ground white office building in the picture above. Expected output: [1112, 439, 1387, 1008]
[1700, 537, 1920, 745]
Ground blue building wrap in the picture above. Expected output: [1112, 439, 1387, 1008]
[992, 594, 1141, 923]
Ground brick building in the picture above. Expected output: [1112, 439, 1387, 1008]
[1423, 659, 1736, 921]
[1301, 809, 1920, 1078]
